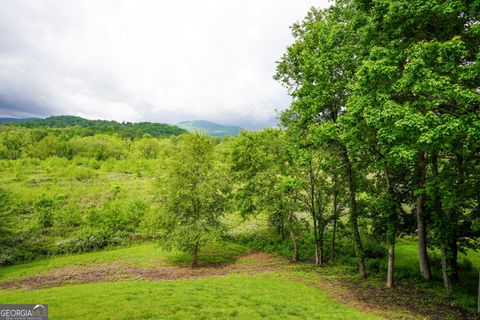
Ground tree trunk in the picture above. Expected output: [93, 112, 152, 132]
[387, 243, 395, 288]
[310, 167, 320, 266]
[312, 210, 320, 266]
[385, 169, 396, 288]
[319, 227, 325, 266]
[432, 153, 452, 291]
[478, 269, 480, 314]
[291, 230, 299, 262]
[449, 239, 459, 282]
[315, 240, 321, 265]
[312, 212, 320, 265]
[449, 153, 463, 283]
[331, 189, 338, 261]
[192, 239, 199, 268]
[340, 146, 366, 279]
[441, 246, 452, 292]
[416, 150, 432, 280]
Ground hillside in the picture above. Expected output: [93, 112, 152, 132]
[2, 115, 186, 138]
[178, 120, 243, 137]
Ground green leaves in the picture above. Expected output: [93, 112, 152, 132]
[157, 132, 227, 255]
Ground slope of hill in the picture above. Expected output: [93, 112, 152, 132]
[2, 115, 187, 138]
[178, 120, 243, 137]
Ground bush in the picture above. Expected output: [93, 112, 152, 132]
[53, 229, 130, 254]
[365, 258, 381, 273]
[459, 257, 473, 271]
[0, 236, 49, 266]
[363, 238, 387, 259]
[73, 166, 98, 180]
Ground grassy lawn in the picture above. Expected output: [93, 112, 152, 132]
[0, 244, 164, 282]
[1, 240, 479, 319]
[0, 243, 383, 319]
[0, 242, 247, 283]
[0, 276, 381, 320]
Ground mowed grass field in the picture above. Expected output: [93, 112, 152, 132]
[0, 277, 380, 320]
[0, 244, 381, 320]
[1, 241, 480, 319]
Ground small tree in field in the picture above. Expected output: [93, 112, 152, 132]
[158, 132, 226, 267]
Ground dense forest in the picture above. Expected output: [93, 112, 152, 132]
[3, 115, 187, 139]
[1, 0, 479, 318]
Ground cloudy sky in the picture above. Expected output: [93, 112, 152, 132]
[0, 1, 329, 129]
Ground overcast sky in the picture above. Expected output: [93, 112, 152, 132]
[0, 0, 330, 129]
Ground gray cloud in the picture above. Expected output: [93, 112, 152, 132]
[0, 0, 329, 129]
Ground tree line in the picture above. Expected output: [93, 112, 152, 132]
[158, 0, 480, 294]
[0, 126, 178, 160]
[4, 115, 186, 139]
[269, 0, 479, 291]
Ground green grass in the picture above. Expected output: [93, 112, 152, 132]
[0, 276, 381, 320]
[0, 243, 383, 319]
[395, 239, 480, 311]
[394, 239, 425, 280]
[0, 244, 163, 282]
[0, 242, 248, 283]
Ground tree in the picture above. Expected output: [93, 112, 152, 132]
[276, 0, 480, 288]
[283, 134, 334, 266]
[349, 0, 480, 287]
[275, 3, 368, 278]
[131, 136, 161, 159]
[228, 129, 304, 261]
[157, 132, 227, 267]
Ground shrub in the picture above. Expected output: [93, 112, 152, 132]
[459, 257, 473, 271]
[53, 229, 130, 254]
[363, 238, 387, 259]
[73, 166, 98, 181]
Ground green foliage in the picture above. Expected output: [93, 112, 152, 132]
[157, 132, 228, 265]
[69, 134, 127, 160]
[0, 188, 16, 246]
[11, 115, 186, 138]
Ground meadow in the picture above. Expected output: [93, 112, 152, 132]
[0, 239, 478, 319]
[0, 244, 383, 320]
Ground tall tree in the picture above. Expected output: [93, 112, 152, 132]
[284, 143, 332, 266]
[350, 0, 480, 286]
[228, 129, 303, 261]
[157, 132, 227, 267]
[275, 4, 368, 278]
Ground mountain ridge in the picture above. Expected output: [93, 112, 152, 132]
[0, 115, 186, 138]
[0, 116, 244, 138]
[177, 120, 244, 137]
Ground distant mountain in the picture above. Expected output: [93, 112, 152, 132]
[1, 115, 186, 138]
[178, 120, 244, 137]
[0, 117, 41, 123]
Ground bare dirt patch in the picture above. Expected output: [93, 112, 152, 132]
[1, 253, 477, 320]
[0, 252, 286, 291]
